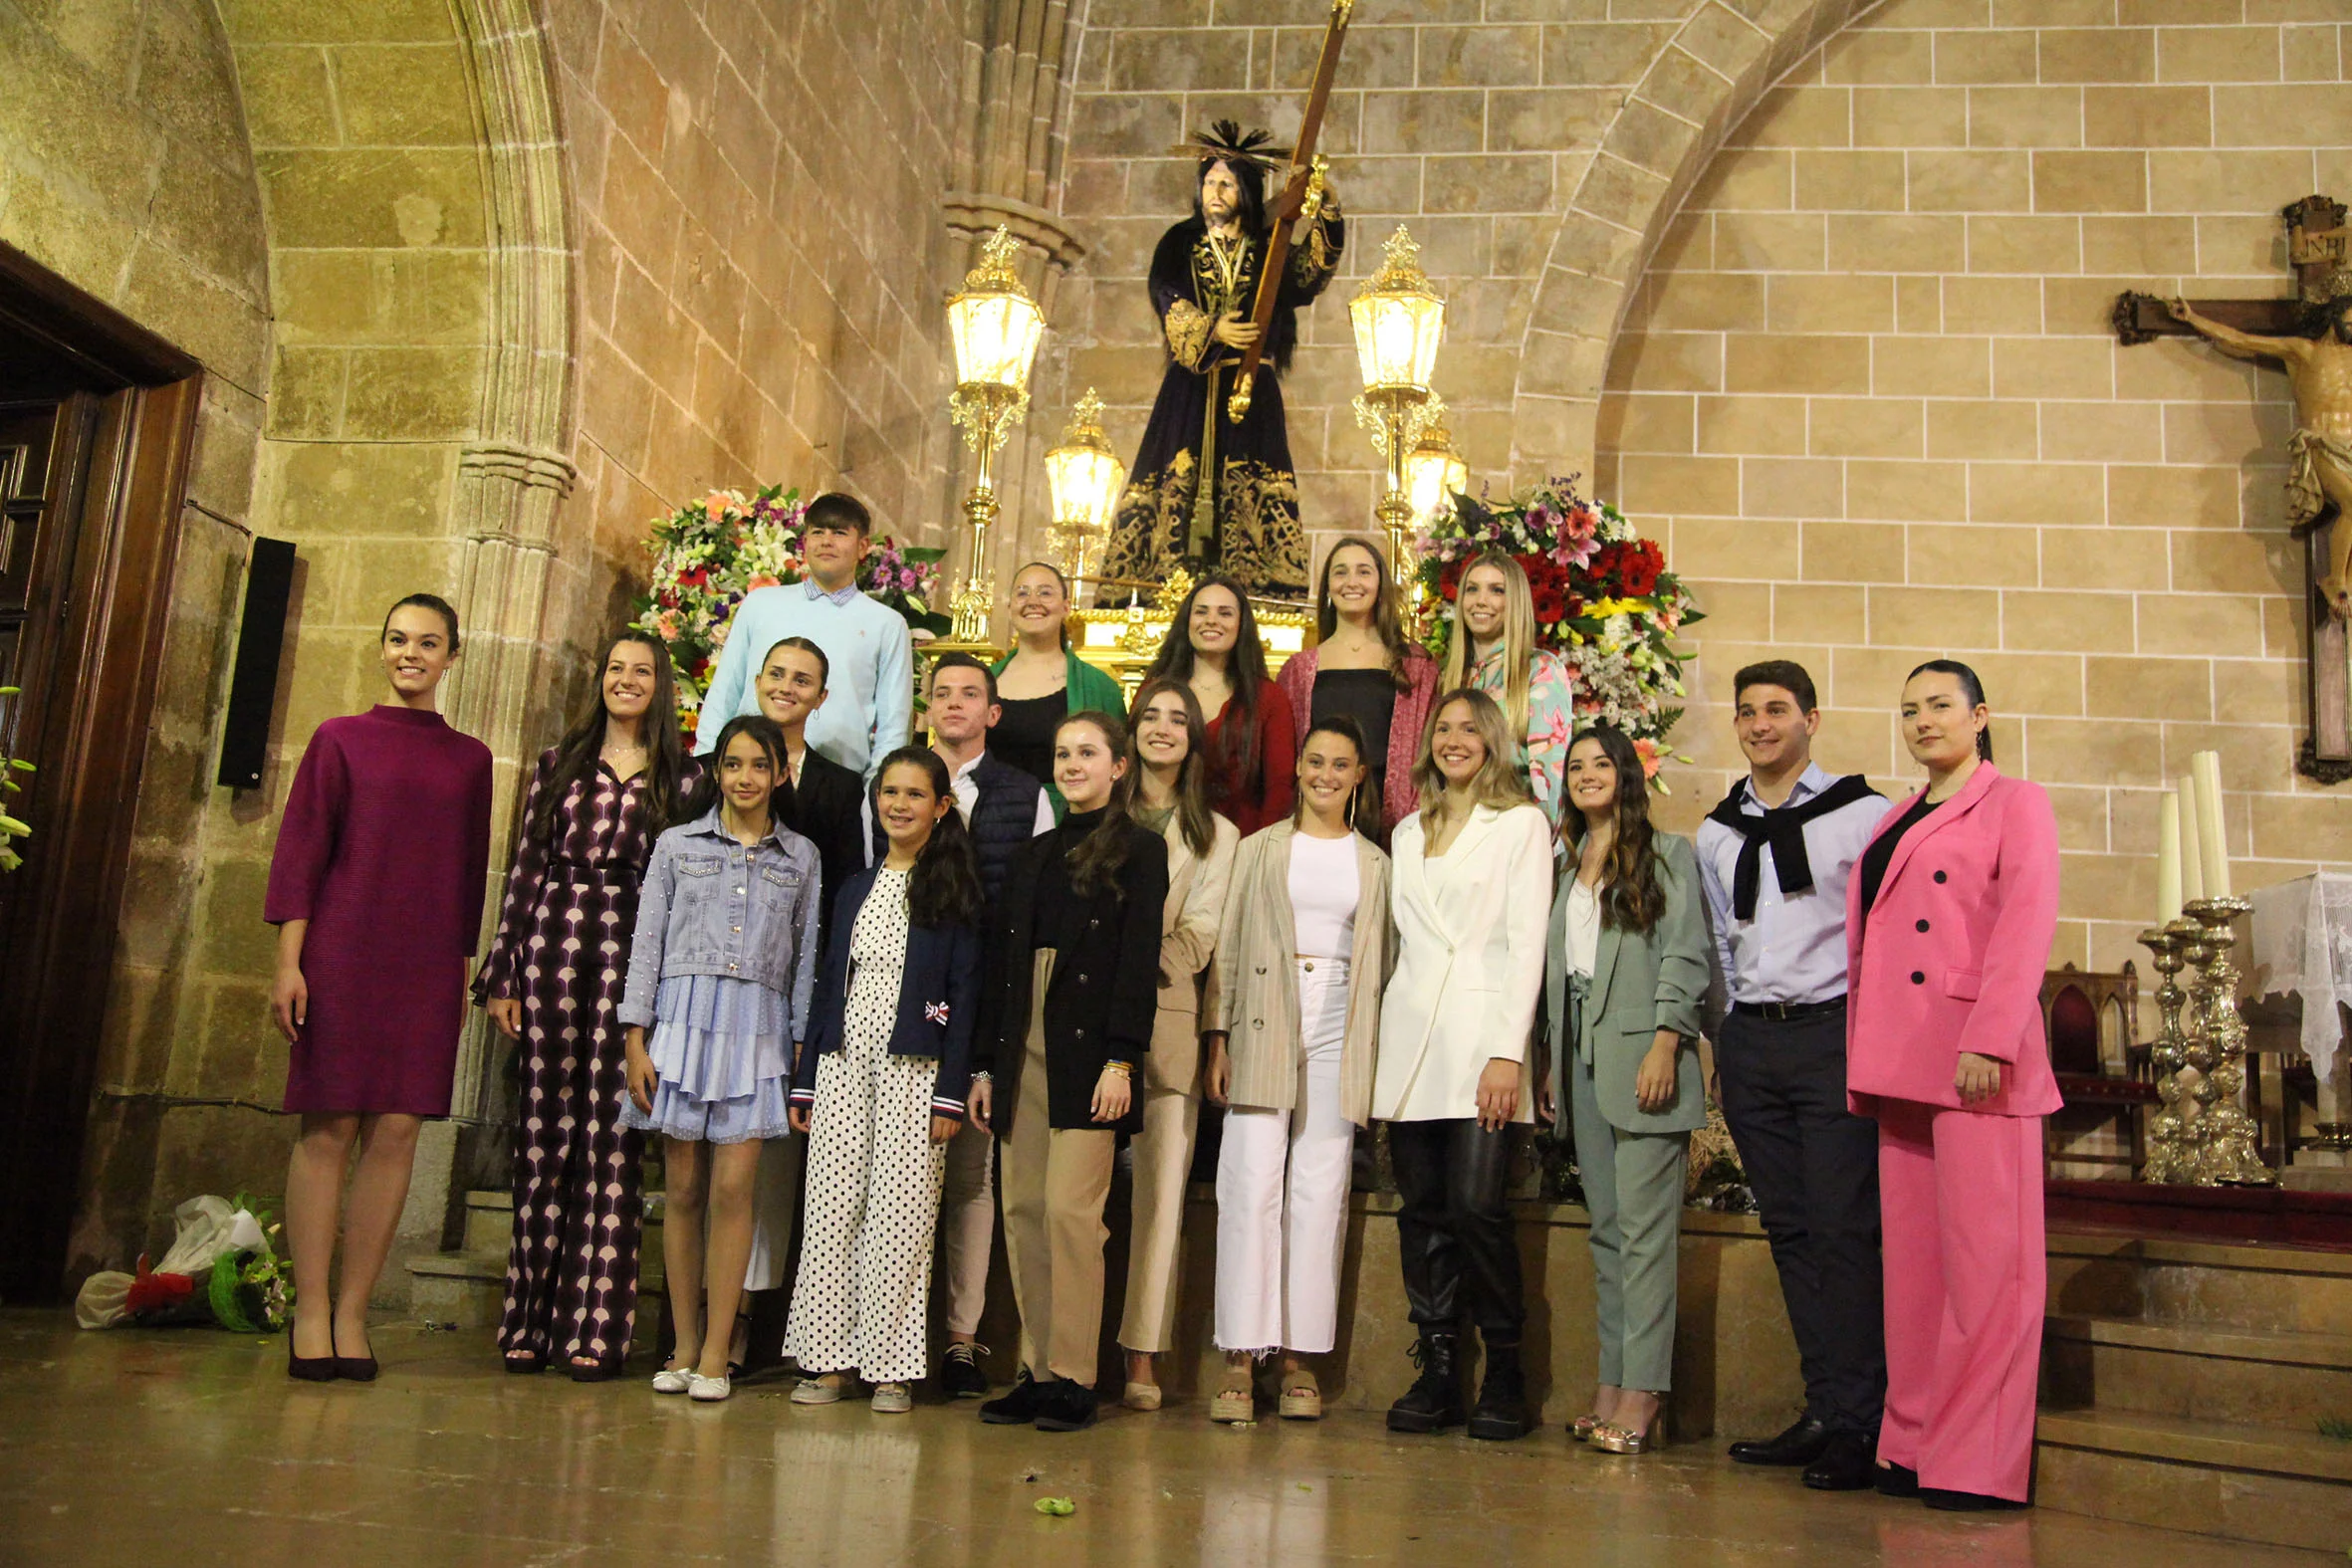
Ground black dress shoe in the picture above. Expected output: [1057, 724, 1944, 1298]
[1033, 1378, 1098, 1432]
[287, 1342, 338, 1383]
[1802, 1432, 1878, 1491]
[1875, 1462, 1921, 1498]
[1729, 1415, 1829, 1466]
[333, 1327, 378, 1383]
[979, 1370, 1048, 1425]
[1922, 1487, 2028, 1512]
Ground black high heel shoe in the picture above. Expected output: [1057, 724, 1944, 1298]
[333, 1325, 379, 1383]
[288, 1325, 337, 1383]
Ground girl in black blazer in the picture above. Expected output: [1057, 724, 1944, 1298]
[970, 709, 1169, 1432]
[781, 748, 982, 1414]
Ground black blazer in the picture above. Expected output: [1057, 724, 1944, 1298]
[780, 748, 871, 947]
[790, 864, 982, 1117]
[977, 822, 1167, 1136]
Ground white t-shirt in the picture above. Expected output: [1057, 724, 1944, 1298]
[1288, 831, 1361, 960]
[1564, 879, 1601, 979]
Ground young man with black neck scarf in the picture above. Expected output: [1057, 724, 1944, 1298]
[1695, 661, 1892, 1491]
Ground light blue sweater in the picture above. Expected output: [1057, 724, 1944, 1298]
[693, 582, 913, 781]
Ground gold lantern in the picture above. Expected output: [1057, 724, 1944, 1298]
[1044, 388, 1124, 588]
[1404, 420, 1469, 531]
[1349, 225, 1447, 598]
[943, 226, 1046, 646]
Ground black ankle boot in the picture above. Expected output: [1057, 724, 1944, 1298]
[1386, 1331, 1465, 1434]
[1466, 1340, 1529, 1441]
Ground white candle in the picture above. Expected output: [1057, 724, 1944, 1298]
[2177, 775, 2206, 906]
[2194, 750, 2232, 900]
[2156, 791, 2183, 924]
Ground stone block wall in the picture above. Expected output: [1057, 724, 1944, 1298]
[1596, 2, 2352, 972]
[536, 0, 965, 728]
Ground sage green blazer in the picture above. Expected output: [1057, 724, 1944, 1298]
[1542, 831, 1710, 1136]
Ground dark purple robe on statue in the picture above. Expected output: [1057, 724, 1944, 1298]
[265, 704, 493, 1116]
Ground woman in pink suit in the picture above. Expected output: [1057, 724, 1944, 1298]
[1844, 659, 2058, 1511]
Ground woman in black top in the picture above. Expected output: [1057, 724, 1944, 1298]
[969, 708, 1169, 1432]
[988, 561, 1125, 809]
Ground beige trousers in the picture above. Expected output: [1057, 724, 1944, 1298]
[1001, 951, 1116, 1383]
[1117, 1081, 1200, 1353]
[937, 1120, 994, 1337]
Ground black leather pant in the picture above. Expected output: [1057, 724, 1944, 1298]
[1389, 1118, 1526, 1341]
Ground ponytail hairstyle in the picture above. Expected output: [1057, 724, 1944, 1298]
[871, 746, 982, 929]
[1125, 677, 1217, 859]
[683, 713, 789, 826]
[1560, 723, 1665, 934]
[1294, 714, 1372, 831]
[1904, 658, 1995, 762]
[1059, 709, 1138, 899]
[1010, 560, 1078, 651]
[382, 591, 461, 649]
[1144, 574, 1273, 790]
[529, 632, 686, 845]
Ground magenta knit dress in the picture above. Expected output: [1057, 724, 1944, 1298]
[265, 705, 494, 1115]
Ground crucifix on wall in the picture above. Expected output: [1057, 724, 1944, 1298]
[2116, 195, 2352, 784]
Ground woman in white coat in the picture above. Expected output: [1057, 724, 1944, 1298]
[1375, 688, 1553, 1443]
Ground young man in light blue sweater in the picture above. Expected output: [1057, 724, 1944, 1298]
[693, 492, 912, 783]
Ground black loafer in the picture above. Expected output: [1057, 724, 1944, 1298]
[1802, 1432, 1878, 1491]
[979, 1370, 1048, 1426]
[1729, 1415, 1829, 1466]
[1033, 1378, 1098, 1432]
[1922, 1487, 2028, 1512]
[1875, 1462, 1921, 1498]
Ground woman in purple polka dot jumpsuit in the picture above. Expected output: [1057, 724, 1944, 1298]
[474, 633, 695, 1378]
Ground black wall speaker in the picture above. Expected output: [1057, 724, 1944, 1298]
[216, 538, 296, 789]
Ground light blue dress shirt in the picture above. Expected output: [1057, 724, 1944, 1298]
[693, 579, 913, 782]
[1694, 761, 1893, 1008]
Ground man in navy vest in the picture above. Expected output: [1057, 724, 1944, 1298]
[926, 651, 1052, 1397]
[1697, 660, 1893, 1491]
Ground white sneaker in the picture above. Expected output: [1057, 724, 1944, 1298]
[870, 1382, 912, 1415]
[687, 1372, 731, 1402]
[651, 1366, 691, 1395]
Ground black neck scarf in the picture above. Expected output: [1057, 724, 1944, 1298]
[1705, 773, 1880, 921]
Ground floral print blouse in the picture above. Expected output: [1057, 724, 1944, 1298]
[1470, 645, 1578, 828]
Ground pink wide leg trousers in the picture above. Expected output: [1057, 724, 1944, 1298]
[1874, 1097, 2043, 1503]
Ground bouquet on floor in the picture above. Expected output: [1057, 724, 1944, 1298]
[1417, 476, 1702, 783]
[631, 485, 949, 730]
[74, 1194, 291, 1332]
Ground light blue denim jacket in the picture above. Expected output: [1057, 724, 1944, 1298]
[618, 809, 823, 1039]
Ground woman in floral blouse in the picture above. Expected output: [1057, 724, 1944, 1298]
[1439, 551, 1577, 827]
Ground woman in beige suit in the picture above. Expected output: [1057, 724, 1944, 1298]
[1374, 689, 1553, 1443]
[1203, 716, 1394, 1424]
[1116, 679, 1240, 1411]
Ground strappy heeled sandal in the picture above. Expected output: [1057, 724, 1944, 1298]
[1591, 1412, 1664, 1455]
[1571, 1413, 1601, 1444]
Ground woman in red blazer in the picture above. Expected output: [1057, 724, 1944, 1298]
[1844, 660, 2059, 1511]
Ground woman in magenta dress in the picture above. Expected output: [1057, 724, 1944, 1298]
[474, 631, 692, 1380]
[268, 593, 494, 1381]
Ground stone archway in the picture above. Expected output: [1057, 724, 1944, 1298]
[1509, 0, 1889, 482]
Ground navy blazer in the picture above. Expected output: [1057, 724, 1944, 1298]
[790, 863, 982, 1118]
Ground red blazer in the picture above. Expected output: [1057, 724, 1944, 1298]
[1204, 679, 1295, 837]
[1275, 642, 1439, 836]
[1844, 764, 2062, 1119]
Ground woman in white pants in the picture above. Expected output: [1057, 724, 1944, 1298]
[1203, 717, 1394, 1422]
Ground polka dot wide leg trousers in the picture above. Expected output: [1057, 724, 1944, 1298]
[782, 1033, 946, 1385]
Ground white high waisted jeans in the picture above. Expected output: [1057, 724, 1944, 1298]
[1214, 958, 1353, 1356]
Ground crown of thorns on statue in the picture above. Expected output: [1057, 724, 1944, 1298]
[1169, 119, 1291, 173]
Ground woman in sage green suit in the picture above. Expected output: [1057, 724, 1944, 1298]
[1543, 725, 1710, 1456]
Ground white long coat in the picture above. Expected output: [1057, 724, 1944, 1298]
[1372, 801, 1553, 1123]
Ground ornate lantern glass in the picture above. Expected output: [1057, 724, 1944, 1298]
[946, 231, 1045, 394]
[1404, 421, 1469, 525]
[1349, 225, 1446, 392]
[1046, 389, 1125, 538]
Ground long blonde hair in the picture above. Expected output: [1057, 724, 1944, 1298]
[1440, 550, 1536, 742]
[1410, 688, 1533, 826]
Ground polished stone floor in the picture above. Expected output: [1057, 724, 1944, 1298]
[0, 1311, 2324, 1566]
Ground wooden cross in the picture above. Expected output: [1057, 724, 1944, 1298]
[2116, 194, 2351, 784]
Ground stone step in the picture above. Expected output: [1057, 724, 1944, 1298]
[2036, 1408, 2352, 1554]
[461, 1189, 513, 1253]
[2048, 1232, 2352, 1337]
[2043, 1314, 2352, 1428]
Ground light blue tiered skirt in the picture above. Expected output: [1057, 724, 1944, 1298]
[618, 975, 793, 1144]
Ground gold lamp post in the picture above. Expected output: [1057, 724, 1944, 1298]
[1350, 224, 1447, 597]
[944, 225, 1046, 646]
[1403, 418, 1469, 535]
[1044, 387, 1125, 589]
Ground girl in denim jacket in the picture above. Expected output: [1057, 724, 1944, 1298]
[620, 714, 822, 1403]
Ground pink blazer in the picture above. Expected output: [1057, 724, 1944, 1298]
[1844, 764, 2062, 1119]
[1275, 642, 1439, 836]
